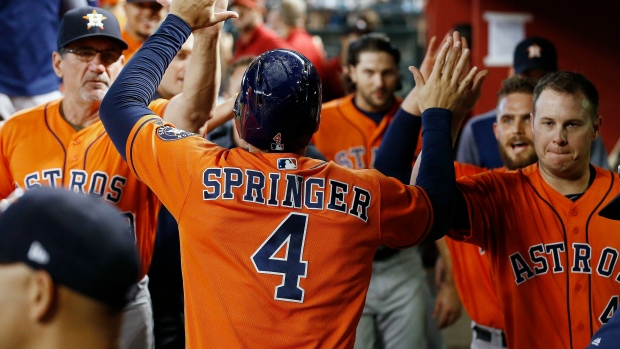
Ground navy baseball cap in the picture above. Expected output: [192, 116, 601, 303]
[600, 192, 620, 220]
[0, 187, 139, 309]
[57, 6, 128, 51]
[513, 37, 558, 75]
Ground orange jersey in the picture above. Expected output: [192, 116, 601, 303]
[446, 162, 505, 330]
[125, 115, 435, 349]
[121, 29, 143, 62]
[0, 98, 168, 277]
[451, 163, 620, 349]
[312, 94, 402, 169]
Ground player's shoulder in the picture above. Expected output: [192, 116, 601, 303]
[321, 94, 354, 112]
[2, 99, 59, 132]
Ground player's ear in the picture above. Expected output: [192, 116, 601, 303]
[492, 121, 499, 140]
[52, 51, 64, 79]
[348, 64, 358, 83]
[28, 270, 57, 322]
[592, 115, 602, 140]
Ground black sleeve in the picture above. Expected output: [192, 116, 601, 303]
[415, 108, 456, 241]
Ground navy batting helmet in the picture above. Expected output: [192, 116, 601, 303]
[234, 49, 322, 153]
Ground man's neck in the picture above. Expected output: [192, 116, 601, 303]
[539, 164, 593, 196]
[26, 321, 120, 349]
[60, 97, 101, 131]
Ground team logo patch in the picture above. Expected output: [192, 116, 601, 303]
[527, 44, 542, 58]
[156, 126, 195, 141]
[277, 158, 298, 170]
[271, 133, 284, 151]
[83, 10, 107, 29]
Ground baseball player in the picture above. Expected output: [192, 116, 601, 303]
[585, 194, 620, 348]
[0, 5, 224, 349]
[0, 187, 139, 349]
[377, 73, 539, 349]
[408, 71, 618, 348]
[97, 0, 481, 346]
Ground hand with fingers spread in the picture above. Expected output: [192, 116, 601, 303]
[410, 34, 479, 114]
[170, 0, 238, 30]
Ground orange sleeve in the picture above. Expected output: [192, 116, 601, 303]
[125, 115, 222, 218]
[148, 98, 170, 117]
[376, 171, 433, 248]
[0, 122, 16, 198]
[453, 172, 505, 250]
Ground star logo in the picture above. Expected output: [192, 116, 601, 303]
[527, 44, 542, 59]
[82, 10, 107, 30]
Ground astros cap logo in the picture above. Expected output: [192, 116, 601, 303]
[82, 10, 107, 30]
[527, 44, 542, 59]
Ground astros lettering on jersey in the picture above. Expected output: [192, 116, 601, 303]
[451, 163, 620, 348]
[0, 98, 169, 277]
[123, 115, 435, 349]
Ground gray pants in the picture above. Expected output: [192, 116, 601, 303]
[355, 247, 446, 349]
[470, 322, 507, 349]
[0, 91, 62, 120]
[120, 276, 154, 349]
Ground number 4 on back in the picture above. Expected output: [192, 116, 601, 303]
[251, 213, 309, 303]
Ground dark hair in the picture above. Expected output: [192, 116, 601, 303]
[344, 33, 402, 93]
[497, 75, 537, 100]
[533, 71, 599, 120]
[346, 33, 400, 67]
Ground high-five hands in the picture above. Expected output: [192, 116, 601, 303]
[410, 32, 488, 114]
[169, 0, 238, 30]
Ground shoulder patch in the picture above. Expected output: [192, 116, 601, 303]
[156, 126, 195, 141]
[277, 158, 298, 170]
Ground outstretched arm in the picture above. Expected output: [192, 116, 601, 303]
[405, 34, 481, 241]
[99, 0, 237, 160]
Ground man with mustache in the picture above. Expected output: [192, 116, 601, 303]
[0, 4, 225, 349]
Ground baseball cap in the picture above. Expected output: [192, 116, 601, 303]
[57, 6, 128, 51]
[512, 36, 558, 75]
[230, 0, 265, 10]
[0, 187, 140, 309]
[600, 192, 620, 220]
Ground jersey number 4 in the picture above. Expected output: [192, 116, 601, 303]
[251, 213, 309, 303]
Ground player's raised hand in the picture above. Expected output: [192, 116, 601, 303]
[170, 0, 238, 30]
[400, 36, 439, 116]
[410, 33, 481, 113]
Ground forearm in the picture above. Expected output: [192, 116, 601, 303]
[166, 29, 222, 132]
[416, 108, 456, 241]
[373, 108, 421, 183]
[99, 14, 192, 160]
[435, 237, 454, 284]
